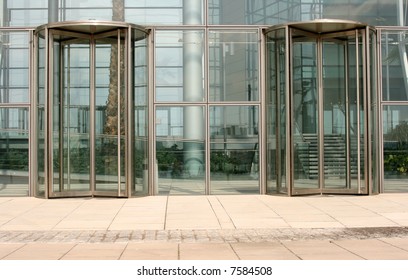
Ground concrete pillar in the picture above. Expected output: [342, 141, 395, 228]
[183, 0, 204, 177]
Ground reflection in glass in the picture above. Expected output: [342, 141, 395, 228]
[155, 106, 205, 195]
[266, 28, 287, 194]
[210, 106, 259, 194]
[95, 35, 125, 194]
[209, 0, 400, 26]
[0, 108, 29, 196]
[382, 31, 408, 101]
[52, 38, 91, 194]
[134, 35, 149, 196]
[209, 30, 259, 102]
[292, 36, 319, 191]
[0, 32, 30, 103]
[155, 30, 204, 102]
[383, 106, 408, 192]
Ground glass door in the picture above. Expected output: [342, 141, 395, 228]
[50, 31, 92, 197]
[48, 28, 128, 197]
[289, 28, 369, 195]
[321, 31, 366, 193]
[291, 29, 320, 195]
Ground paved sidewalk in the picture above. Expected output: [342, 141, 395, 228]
[1, 194, 408, 259]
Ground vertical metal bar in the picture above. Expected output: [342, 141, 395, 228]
[356, 30, 362, 193]
[345, 36, 351, 189]
[126, 26, 133, 198]
[286, 26, 292, 196]
[377, 29, 384, 193]
[365, 26, 372, 195]
[259, 27, 266, 195]
[148, 29, 156, 196]
[318, 35, 324, 193]
[46, 28, 51, 198]
[90, 35, 96, 195]
[29, 30, 34, 197]
[117, 29, 121, 197]
[205, 28, 210, 195]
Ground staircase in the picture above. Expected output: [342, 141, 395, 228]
[295, 134, 361, 179]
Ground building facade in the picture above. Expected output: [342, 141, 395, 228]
[0, 0, 407, 198]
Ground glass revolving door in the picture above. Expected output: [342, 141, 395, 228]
[266, 20, 375, 196]
[34, 22, 149, 198]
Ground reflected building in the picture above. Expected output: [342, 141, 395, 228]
[0, 0, 408, 197]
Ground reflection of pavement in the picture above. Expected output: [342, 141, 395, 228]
[1, 194, 408, 259]
[158, 178, 259, 195]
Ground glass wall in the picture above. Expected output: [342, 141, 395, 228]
[209, 30, 258, 102]
[0, 108, 29, 196]
[210, 106, 259, 194]
[0, 30, 30, 196]
[3, 1, 408, 27]
[381, 30, 408, 192]
[383, 106, 408, 192]
[155, 106, 206, 195]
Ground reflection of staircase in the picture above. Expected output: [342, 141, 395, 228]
[296, 134, 360, 179]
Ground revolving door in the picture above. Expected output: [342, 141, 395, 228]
[34, 21, 149, 198]
[266, 20, 376, 196]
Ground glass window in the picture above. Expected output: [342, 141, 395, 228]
[0, 107, 29, 196]
[209, 0, 401, 26]
[155, 106, 206, 195]
[210, 106, 259, 194]
[383, 105, 408, 192]
[209, 30, 259, 102]
[0, 32, 30, 103]
[155, 31, 205, 102]
[382, 30, 408, 101]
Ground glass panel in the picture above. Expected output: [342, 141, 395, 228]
[322, 37, 349, 190]
[210, 106, 259, 194]
[155, 106, 205, 195]
[266, 28, 287, 195]
[36, 31, 46, 197]
[209, 0, 400, 26]
[0, 32, 30, 103]
[383, 105, 408, 192]
[52, 37, 91, 194]
[209, 30, 259, 102]
[134, 32, 149, 196]
[292, 33, 319, 193]
[95, 34, 124, 194]
[0, 108, 29, 196]
[382, 31, 408, 101]
[370, 29, 379, 194]
[155, 30, 204, 102]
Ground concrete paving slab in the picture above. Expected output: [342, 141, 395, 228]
[120, 243, 178, 260]
[3, 243, 75, 260]
[0, 243, 25, 259]
[61, 243, 127, 260]
[333, 239, 408, 260]
[281, 240, 363, 260]
[179, 243, 238, 260]
[231, 242, 299, 260]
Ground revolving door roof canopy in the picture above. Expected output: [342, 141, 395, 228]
[266, 18, 369, 34]
[35, 20, 148, 35]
